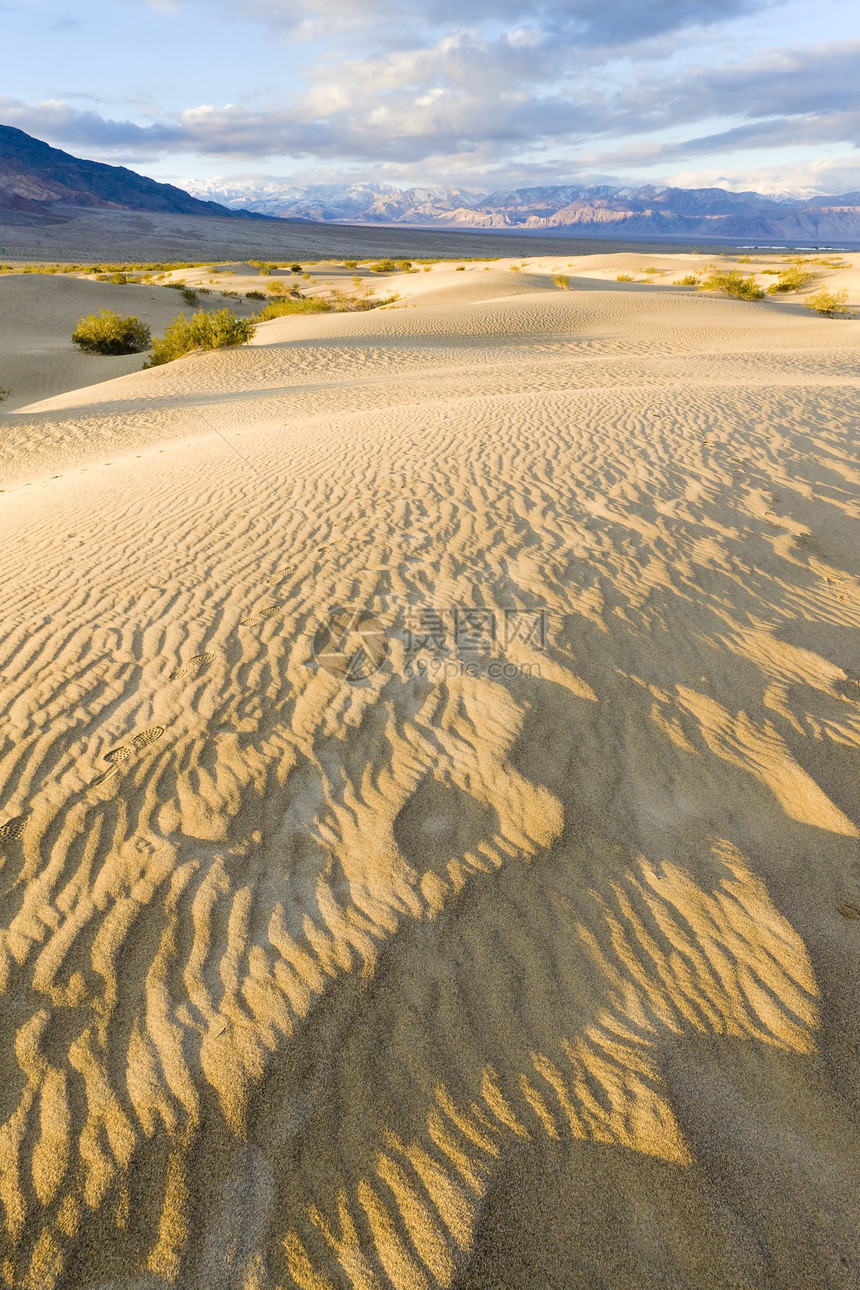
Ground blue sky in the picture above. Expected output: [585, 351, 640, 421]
[1, 0, 857, 194]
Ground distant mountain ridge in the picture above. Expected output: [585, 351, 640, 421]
[0, 125, 260, 220]
[183, 177, 860, 242]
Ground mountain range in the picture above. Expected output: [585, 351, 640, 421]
[183, 178, 860, 243]
[0, 125, 258, 221]
[1, 124, 858, 244]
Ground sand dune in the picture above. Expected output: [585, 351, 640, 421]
[0, 263, 859, 1289]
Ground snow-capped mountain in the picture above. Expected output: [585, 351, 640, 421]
[179, 178, 860, 242]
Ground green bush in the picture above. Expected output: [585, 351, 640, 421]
[179, 286, 199, 306]
[289, 263, 303, 273]
[675, 274, 700, 286]
[805, 289, 852, 318]
[255, 297, 333, 320]
[96, 271, 130, 284]
[616, 273, 634, 282]
[343, 260, 358, 269]
[552, 274, 569, 289]
[700, 270, 764, 300]
[396, 260, 412, 271]
[245, 290, 267, 300]
[766, 265, 814, 294]
[72, 309, 152, 355]
[144, 308, 256, 367]
[370, 259, 397, 272]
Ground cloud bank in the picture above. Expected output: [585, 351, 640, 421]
[1, 0, 858, 190]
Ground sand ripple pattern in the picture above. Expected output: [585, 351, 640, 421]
[0, 286, 859, 1289]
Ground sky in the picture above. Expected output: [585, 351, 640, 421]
[0, 0, 857, 195]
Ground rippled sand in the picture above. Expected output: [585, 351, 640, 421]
[1, 263, 859, 1289]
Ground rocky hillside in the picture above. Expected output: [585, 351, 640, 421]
[0, 125, 261, 220]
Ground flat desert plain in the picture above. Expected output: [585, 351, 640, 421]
[1, 256, 859, 1290]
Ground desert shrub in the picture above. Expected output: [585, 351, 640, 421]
[289, 263, 303, 273]
[255, 297, 333, 320]
[700, 270, 764, 300]
[0, 386, 9, 401]
[675, 274, 700, 286]
[456, 266, 465, 272]
[805, 289, 852, 317]
[343, 260, 358, 269]
[220, 289, 239, 298]
[644, 266, 659, 274]
[144, 309, 256, 367]
[370, 260, 397, 272]
[766, 265, 814, 294]
[245, 290, 266, 300]
[179, 286, 199, 306]
[552, 274, 569, 289]
[510, 266, 520, 272]
[616, 273, 634, 282]
[96, 271, 130, 284]
[72, 309, 151, 355]
[396, 260, 412, 270]
[738, 255, 752, 263]
[761, 269, 779, 275]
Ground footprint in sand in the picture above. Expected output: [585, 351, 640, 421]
[265, 567, 295, 586]
[835, 671, 860, 701]
[170, 652, 216, 682]
[90, 727, 164, 787]
[0, 815, 27, 842]
[241, 605, 281, 626]
[837, 902, 860, 920]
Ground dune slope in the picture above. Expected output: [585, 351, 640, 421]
[0, 272, 859, 1290]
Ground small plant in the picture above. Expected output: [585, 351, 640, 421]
[256, 297, 333, 319]
[0, 386, 9, 402]
[766, 265, 815, 294]
[245, 290, 267, 300]
[456, 265, 465, 271]
[738, 255, 751, 263]
[144, 309, 256, 367]
[700, 270, 764, 300]
[96, 271, 130, 284]
[179, 286, 199, 306]
[805, 288, 852, 318]
[370, 260, 397, 272]
[674, 274, 700, 286]
[510, 265, 521, 272]
[423, 266, 432, 272]
[290, 263, 303, 273]
[396, 260, 413, 271]
[302, 272, 311, 280]
[343, 260, 358, 269]
[616, 273, 634, 282]
[644, 266, 659, 274]
[552, 274, 569, 289]
[71, 309, 151, 355]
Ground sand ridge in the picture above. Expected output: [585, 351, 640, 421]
[0, 265, 859, 1288]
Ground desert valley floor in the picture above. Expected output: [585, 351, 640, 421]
[0, 258, 859, 1289]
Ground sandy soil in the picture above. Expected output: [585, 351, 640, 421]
[0, 260, 859, 1290]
